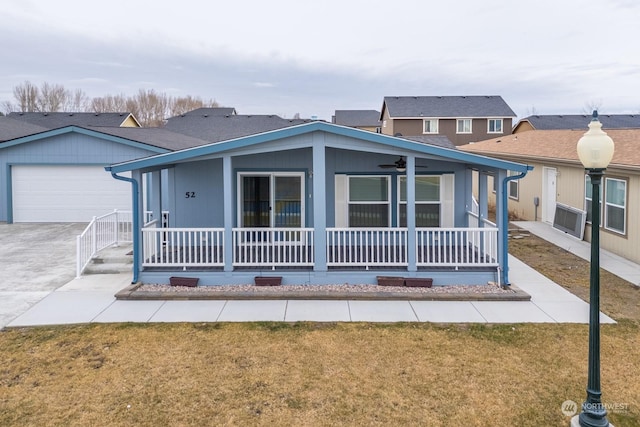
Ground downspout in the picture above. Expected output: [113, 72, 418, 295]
[500, 167, 532, 286]
[107, 168, 140, 284]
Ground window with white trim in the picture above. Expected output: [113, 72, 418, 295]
[423, 119, 439, 134]
[398, 176, 440, 227]
[348, 176, 390, 227]
[457, 118, 472, 134]
[584, 175, 602, 224]
[488, 119, 503, 133]
[605, 177, 626, 234]
[508, 171, 519, 200]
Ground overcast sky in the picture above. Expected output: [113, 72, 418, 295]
[1, 0, 638, 121]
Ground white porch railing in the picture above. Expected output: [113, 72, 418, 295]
[76, 210, 133, 277]
[416, 227, 498, 267]
[138, 226, 497, 270]
[326, 228, 408, 267]
[467, 198, 496, 228]
[142, 227, 224, 267]
[233, 228, 314, 268]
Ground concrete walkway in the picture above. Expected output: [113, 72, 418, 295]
[6, 256, 616, 327]
[4, 221, 633, 327]
[513, 221, 640, 287]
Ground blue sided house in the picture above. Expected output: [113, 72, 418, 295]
[107, 121, 532, 287]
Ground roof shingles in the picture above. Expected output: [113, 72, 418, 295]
[460, 129, 640, 169]
[163, 114, 313, 143]
[382, 96, 516, 118]
[7, 112, 136, 128]
[333, 110, 381, 127]
[517, 114, 640, 131]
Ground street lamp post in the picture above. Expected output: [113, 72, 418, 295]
[573, 111, 614, 427]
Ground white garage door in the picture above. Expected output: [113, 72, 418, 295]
[12, 165, 131, 222]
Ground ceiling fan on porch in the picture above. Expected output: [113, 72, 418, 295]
[378, 156, 428, 172]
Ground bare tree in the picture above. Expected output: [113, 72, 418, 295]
[1, 100, 15, 115]
[169, 95, 219, 117]
[6, 80, 222, 126]
[130, 89, 170, 127]
[90, 94, 129, 113]
[65, 88, 90, 112]
[37, 82, 68, 112]
[13, 81, 39, 112]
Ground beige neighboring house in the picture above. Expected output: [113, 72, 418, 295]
[460, 128, 640, 264]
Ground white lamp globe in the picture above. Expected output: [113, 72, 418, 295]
[577, 111, 615, 169]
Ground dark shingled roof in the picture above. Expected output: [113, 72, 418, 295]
[401, 135, 457, 150]
[7, 112, 138, 128]
[84, 127, 211, 151]
[382, 96, 516, 118]
[0, 117, 49, 142]
[333, 110, 381, 127]
[174, 107, 237, 117]
[517, 114, 640, 130]
[163, 114, 313, 143]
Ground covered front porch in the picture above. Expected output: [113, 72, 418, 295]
[138, 206, 499, 286]
[106, 122, 530, 286]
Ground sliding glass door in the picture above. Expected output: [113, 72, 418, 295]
[239, 173, 304, 228]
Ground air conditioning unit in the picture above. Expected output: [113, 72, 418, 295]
[553, 203, 586, 240]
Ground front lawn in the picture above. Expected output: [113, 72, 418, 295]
[0, 229, 638, 426]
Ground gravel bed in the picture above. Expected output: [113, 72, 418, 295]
[136, 282, 515, 295]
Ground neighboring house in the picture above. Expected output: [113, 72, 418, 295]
[7, 111, 141, 128]
[0, 125, 208, 223]
[460, 127, 640, 264]
[380, 96, 516, 146]
[106, 121, 531, 287]
[513, 114, 640, 133]
[332, 110, 381, 132]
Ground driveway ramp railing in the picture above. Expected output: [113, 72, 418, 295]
[76, 210, 133, 277]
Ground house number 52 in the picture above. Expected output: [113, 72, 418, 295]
[185, 192, 196, 198]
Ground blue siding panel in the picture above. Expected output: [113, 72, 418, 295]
[0, 133, 160, 222]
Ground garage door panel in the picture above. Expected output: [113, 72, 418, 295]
[12, 166, 131, 222]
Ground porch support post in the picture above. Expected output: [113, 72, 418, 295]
[478, 172, 489, 227]
[132, 170, 144, 282]
[463, 168, 473, 227]
[406, 155, 417, 272]
[495, 169, 508, 285]
[149, 170, 162, 225]
[312, 142, 327, 271]
[223, 155, 234, 272]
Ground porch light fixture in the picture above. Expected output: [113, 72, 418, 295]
[395, 157, 406, 172]
[574, 111, 614, 427]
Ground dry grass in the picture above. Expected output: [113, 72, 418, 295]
[508, 229, 640, 321]
[1, 322, 639, 427]
[1, 229, 639, 426]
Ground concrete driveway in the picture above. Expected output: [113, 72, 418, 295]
[0, 222, 87, 327]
